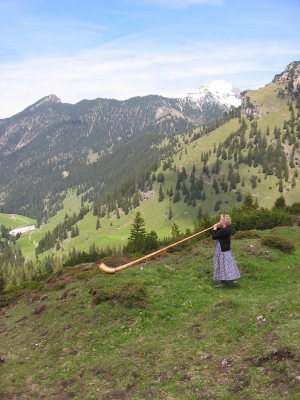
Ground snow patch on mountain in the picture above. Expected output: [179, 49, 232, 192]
[186, 80, 241, 109]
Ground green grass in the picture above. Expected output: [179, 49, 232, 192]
[0, 213, 36, 231]
[1, 226, 300, 399]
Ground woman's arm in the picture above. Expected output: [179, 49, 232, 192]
[212, 226, 231, 239]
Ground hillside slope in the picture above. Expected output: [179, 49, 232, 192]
[1, 226, 300, 399]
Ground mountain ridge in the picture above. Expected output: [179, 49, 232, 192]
[186, 79, 241, 108]
[0, 79, 241, 221]
[0, 61, 299, 229]
[0, 80, 241, 156]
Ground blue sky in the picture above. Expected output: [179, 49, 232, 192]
[0, 0, 299, 118]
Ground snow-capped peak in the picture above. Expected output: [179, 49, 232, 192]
[186, 80, 241, 109]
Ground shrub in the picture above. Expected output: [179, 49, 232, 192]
[75, 270, 99, 281]
[0, 290, 25, 308]
[289, 202, 300, 214]
[92, 281, 148, 308]
[260, 235, 295, 253]
[229, 207, 293, 233]
[19, 280, 44, 291]
[234, 230, 260, 239]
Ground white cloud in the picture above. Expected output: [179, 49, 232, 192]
[0, 35, 297, 118]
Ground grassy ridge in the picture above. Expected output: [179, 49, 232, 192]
[1, 226, 300, 399]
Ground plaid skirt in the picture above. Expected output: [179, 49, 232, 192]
[213, 240, 241, 281]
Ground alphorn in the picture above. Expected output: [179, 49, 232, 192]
[98, 225, 214, 274]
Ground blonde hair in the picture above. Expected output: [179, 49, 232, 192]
[224, 214, 231, 226]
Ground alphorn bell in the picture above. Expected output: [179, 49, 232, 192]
[98, 226, 214, 274]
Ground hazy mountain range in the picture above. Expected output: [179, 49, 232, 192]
[0, 79, 241, 156]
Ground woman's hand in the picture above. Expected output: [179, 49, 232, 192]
[213, 223, 219, 230]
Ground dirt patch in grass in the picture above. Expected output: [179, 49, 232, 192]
[32, 304, 46, 315]
[90, 367, 110, 378]
[103, 391, 130, 400]
[256, 347, 295, 366]
[144, 390, 159, 398]
[229, 369, 251, 394]
[240, 242, 271, 258]
[214, 299, 237, 309]
[188, 323, 206, 341]
[45, 276, 74, 291]
[59, 289, 78, 300]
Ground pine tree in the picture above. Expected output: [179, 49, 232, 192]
[132, 192, 140, 208]
[214, 201, 221, 211]
[176, 174, 181, 190]
[242, 193, 258, 210]
[173, 190, 181, 203]
[273, 196, 286, 209]
[181, 181, 188, 195]
[96, 218, 101, 230]
[0, 272, 5, 293]
[125, 212, 147, 254]
[197, 206, 203, 219]
[144, 231, 159, 253]
[158, 184, 164, 202]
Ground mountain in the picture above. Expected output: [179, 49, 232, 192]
[0, 80, 241, 221]
[0, 61, 300, 236]
[272, 60, 300, 87]
[185, 79, 241, 108]
[0, 80, 241, 156]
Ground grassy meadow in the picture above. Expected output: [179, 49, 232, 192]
[1, 225, 300, 399]
[0, 213, 36, 231]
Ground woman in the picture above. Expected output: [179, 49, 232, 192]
[212, 214, 240, 288]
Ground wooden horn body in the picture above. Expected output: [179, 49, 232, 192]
[98, 226, 213, 274]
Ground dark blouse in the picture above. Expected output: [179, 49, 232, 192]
[212, 225, 231, 252]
